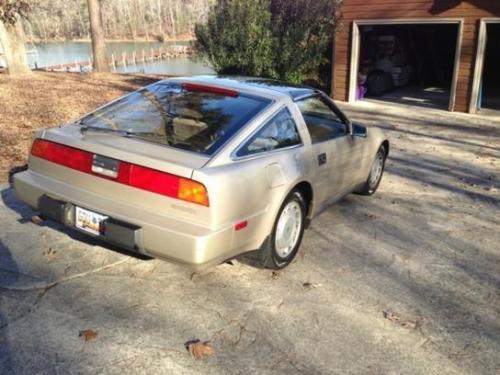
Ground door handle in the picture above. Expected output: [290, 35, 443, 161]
[317, 153, 327, 166]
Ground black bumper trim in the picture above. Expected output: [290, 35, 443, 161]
[103, 218, 142, 251]
[38, 194, 143, 252]
[39, 195, 74, 225]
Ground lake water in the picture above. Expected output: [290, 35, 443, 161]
[26, 41, 214, 76]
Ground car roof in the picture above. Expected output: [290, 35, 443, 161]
[172, 75, 318, 100]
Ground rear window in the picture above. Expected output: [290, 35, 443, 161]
[79, 81, 271, 155]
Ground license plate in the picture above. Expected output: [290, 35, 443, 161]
[75, 206, 108, 235]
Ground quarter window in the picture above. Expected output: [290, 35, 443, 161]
[237, 108, 301, 157]
[296, 96, 347, 143]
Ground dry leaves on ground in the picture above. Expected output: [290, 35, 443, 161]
[383, 310, 421, 330]
[185, 339, 215, 359]
[79, 329, 98, 341]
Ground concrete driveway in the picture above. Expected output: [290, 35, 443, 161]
[1, 101, 499, 374]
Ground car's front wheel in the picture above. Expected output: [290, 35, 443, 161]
[358, 145, 387, 195]
[260, 190, 306, 270]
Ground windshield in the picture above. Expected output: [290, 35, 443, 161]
[78, 81, 271, 155]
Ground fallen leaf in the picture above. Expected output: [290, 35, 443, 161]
[383, 310, 421, 330]
[79, 329, 98, 341]
[31, 215, 44, 225]
[44, 247, 58, 260]
[383, 310, 400, 322]
[185, 339, 214, 359]
[303, 282, 322, 290]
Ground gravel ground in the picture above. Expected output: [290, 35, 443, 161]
[0, 100, 499, 374]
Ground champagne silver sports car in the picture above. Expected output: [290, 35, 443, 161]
[14, 76, 389, 270]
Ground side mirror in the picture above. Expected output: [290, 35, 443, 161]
[353, 124, 367, 138]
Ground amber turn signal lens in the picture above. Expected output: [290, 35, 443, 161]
[178, 178, 209, 207]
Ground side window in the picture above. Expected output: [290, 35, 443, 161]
[237, 108, 301, 157]
[296, 96, 347, 143]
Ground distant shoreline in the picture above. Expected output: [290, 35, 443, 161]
[28, 37, 195, 44]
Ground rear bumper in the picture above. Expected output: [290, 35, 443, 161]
[13, 170, 238, 270]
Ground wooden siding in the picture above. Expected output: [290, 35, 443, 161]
[332, 0, 500, 112]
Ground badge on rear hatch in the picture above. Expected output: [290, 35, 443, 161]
[92, 154, 119, 178]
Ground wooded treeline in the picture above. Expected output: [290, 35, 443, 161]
[24, 0, 212, 42]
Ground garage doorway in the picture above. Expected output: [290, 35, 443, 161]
[470, 19, 500, 115]
[349, 19, 463, 111]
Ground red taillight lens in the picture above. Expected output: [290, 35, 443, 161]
[30, 139, 209, 206]
[125, 163, 209, 206]
[31, 139, 92, 174]
[125, 163, 180, 198]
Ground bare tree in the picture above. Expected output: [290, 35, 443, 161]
[0, 0, 31, 75]
[26, 0, 214, 41]
[87, 0, 108, 72]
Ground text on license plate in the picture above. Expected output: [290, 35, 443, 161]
[75, 206, 108, 235]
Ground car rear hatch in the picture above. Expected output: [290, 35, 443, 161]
[24, 79, 273, 229]
[27, 124, 213, 226]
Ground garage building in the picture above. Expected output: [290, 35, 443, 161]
[331, 0, 500, 114]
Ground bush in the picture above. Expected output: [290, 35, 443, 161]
[194, 0, 340, 84]
[194, 0, 273, 77]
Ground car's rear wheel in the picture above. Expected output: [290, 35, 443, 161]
[260, 190, 306, 270]
[358, 145, 387, 195]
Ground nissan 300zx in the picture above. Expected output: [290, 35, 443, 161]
[14, 76, 389, 270]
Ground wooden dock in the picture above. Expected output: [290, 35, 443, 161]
[36, 45, 194, 72]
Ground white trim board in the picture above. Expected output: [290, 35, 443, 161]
[348, 18, 464, 112]
[469, 18, 500, 114]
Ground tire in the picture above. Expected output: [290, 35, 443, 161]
[260, 190, 306, 270]
[358, 145, 387, 196]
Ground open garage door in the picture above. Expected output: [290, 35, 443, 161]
[349, 19, 463, 111]
[470, 19, 500, 115]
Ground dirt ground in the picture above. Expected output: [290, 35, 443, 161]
[0, 86, 499, 374]
[0, 72, 161, 181]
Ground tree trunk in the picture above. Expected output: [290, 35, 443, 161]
[168, 3, 176, 41]
[0, 19, 31, 75]
[87, 0, 109, 72]
[156, 0, 163, 35]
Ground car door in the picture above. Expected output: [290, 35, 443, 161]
[295, 95, 364, 205]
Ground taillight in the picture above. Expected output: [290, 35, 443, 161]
[178, 178, 209, 206]
[31, 138, 92, 173]
[125, 163, 210, 206]
[30, 139, 209, 206]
